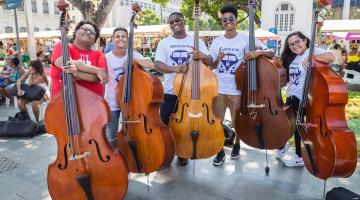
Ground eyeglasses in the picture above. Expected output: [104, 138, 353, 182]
[222, 16, 235, 23]
[289, 39, 303, 48]
[169, 18, 184, 25]
[79, 27, 96, 36]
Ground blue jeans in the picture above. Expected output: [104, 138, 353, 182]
[107, 110, 121, 147]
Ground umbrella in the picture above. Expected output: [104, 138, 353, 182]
[345, 32, 360, 40]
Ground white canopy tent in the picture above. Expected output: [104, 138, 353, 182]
[321, 19, 360, 32]
[188, 29, 280, 40]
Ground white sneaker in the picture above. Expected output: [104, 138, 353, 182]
[283, 155, 304, 167]
[275, 142, 289, 159]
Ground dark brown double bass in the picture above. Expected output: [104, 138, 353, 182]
[297, 0, 357, 180]
[234, 0, 295, 173]
[116, 3, 175, 174]
[170, 0, 224, 160]
[45, 1, 128, 199]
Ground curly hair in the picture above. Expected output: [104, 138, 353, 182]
[72, 21, 100, 44]
[220, 5, 238, 19]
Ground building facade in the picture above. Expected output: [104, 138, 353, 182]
[0, 0, 82, 33]
[0, 0, 182, 34]
[261, 0, 360, 46]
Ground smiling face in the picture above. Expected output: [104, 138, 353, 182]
[221, 12, 237, 32]
[168, 14, 185, 35]
[287, 34, 308, 55]
[113, 30, 128, 50]
[74, 23, 96, 47]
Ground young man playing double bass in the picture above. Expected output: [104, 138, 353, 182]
[154, 12, 213, 166]
[209, 5, 274, 166]
[50, 21, 108, 97]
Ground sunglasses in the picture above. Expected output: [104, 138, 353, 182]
[169, 18, 184, 25]
[289, 39, 303, 48]
[79, 27, 96, 36]
[222, 16, 235, 23]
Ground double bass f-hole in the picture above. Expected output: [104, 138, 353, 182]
[58, 143, 70, 170]
[89, 139, 111, 163]
[316, 115, 328, 137]
[138, 113, 152, 134]
[175, 103, 189, 123]
[264, 97, 279, 116]
[202, 103, 215, 124]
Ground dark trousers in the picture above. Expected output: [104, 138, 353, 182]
[286, 96, 302, 157]
[160, 94, 178, 125]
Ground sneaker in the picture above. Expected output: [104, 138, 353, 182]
[230, 143, 240, 160]
[213, 149, 225, 166]
[177, 157, 188, 166]
[283, 155, 304, 167]
[275, 142, 290, 159]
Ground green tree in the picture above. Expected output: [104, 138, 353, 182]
[65, 0, 171, 29]
[156, 0, 261, 28]
[137, 9, 161, 25]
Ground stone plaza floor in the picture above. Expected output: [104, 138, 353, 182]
[0, 104, 359, 200]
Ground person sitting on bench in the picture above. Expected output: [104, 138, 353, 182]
[0, 57, 25, 106]
[16, 59, 49, 122]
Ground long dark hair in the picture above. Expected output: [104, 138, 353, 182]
[29, 59, 48, 85]
[280, 31, 310, 70]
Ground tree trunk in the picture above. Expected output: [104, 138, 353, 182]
[68, 0, 117, 29]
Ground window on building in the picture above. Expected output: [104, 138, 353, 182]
[120, 0, 124, 6]
[45, 28, 51, 31]
[20, 27, 27, 32]
[34, 27, 40, 32]
[5, 26, 13, 33]
[274, 3, 295, 33]
[43, 0, 49, 14]
[125, 0, 129, 6]
[32, 0, 37, 13]
[54, 1, 60, 14]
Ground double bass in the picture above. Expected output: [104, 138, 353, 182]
[234, 0, 295, 160]
[116, 3, 175, 174]
[45, 1, 128, 199]
[170, 0, 224, 160]
[297, 0, 357, 180]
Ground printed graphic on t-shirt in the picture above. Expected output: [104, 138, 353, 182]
[79, 53, 92, 65]
[289, 64, 301, 85]
[170, 49, 191, 66]
[115, 66, 125, 82]
[218, 47, 241, 75]
[219, 53, 239, 74]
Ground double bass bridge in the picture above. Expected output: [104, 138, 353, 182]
[69, 152, 90, 160]
[120, 120, 141, 124]
[187, 112, 203, 118]
[247, 103, 265, 109]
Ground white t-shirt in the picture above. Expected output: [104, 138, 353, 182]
[210, 33, 268, 95]
[155, 35, 209, 95]
[104, 51, 144, 111]
[286, 47, 326, 100]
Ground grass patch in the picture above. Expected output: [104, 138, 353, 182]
[346, 91, 360, 120]
[284, 90, 360, 156]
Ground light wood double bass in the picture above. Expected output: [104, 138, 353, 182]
[116, 4, 175, 174]
[296, 0, 357, 180]
[45, 1, 128, 199]
[170, 0, 224, 159]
